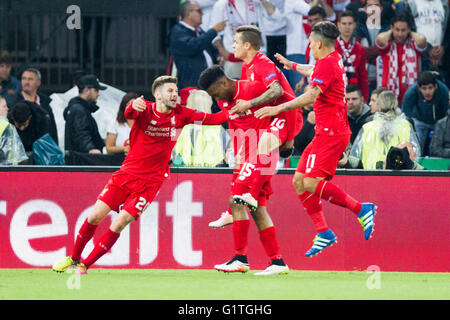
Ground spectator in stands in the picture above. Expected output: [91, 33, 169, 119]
[197, 0, 218, 31]
[429, 109, 450, 158]
[335, 10, 369, 101]
[7, 100, 51, 152]
[105, 92, 137, 156]
[209, 0, 270, 79]
[0, 96, 27, 164]
[296, 5, 333, 92]
[284, 0, 320, 93]
[375, 12, 427, 105]
[0, 50, 21, 100]
[351, 0, 391, 94]
[63, 74, 106, 154]
[406, 0, 449, 72]
[174, 89, 225, 167]
[349, 90, 421, 169]
[305, 6, 333, 65]
[401, 71, 449, 154]
[368, 87, 388, 114]
[346, 84, 373, 143]
[6, 67, 58, 145]
[169, 1, 226, 90]
[259, 0, 288, 71]
[293, 104, 315, 155]
[442, 13, 450, 86]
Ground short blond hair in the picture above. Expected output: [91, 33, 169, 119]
[152, 75, 177, 95]
[377, 90, 398, 113]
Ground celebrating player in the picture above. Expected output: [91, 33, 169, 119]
[208, 25, 302, 228]
[52, 76, 227, 274]
[198, 65, 289, 275]
[255, 21, 377, 257]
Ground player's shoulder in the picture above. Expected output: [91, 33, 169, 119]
[236, 79, 267, 97]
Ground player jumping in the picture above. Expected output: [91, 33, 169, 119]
[198, 65, 289, 275]
[52, 76, 227, 274]
[208, 25, 302, 228]
[255, 21, 377, 257]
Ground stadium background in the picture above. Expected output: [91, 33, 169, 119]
[0, 1, 449, 275]
[0, 0, 178, 98]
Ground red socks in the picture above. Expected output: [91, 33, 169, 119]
[71, 219, 97, 261]
[314, 180, 362, 214]
[259, 226, 282, 260]
[233, 219, 250, 256]
[81, 228, 120, 268]
[298, 191, 328, 233]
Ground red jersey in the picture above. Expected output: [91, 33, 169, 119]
[310, 50, 351, 136]
[217, 80, 272, 162]
[241, 52, 302, 139]
[121, 100, 226, 182]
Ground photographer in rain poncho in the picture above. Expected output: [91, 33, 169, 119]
[347, 90, 423, 170]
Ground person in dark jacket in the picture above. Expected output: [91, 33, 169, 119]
[0, 50, 21, 100]
[401, 71, 449, 153]
[63, 74, 106, 154]
[7, 100, 51, 152]
[430, 110, 450, 158]
[346, 84, 373, 144]
[6, 68, 58, 145]
[169, 0, 226, 90]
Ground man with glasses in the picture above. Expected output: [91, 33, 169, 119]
[169, 0, 227, 90]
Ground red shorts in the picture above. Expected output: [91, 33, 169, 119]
[97, 170, 162, 220]
[231, 168, 273, 206]
[296, 134, 350, 180]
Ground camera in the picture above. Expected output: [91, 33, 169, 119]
[386, 146, 414, 170]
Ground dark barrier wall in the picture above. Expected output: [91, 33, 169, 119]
[0, 168, 449, 272]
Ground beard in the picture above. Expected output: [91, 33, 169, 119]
[162, 95, 177, 109]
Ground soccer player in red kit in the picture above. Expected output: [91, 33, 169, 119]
[256, 21, 377, 257]
[198, 65, 290, 275]
[52, 76, 227, 274]
[208, 25, 302, 228]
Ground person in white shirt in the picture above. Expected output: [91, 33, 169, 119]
[105, 92, 137, 156]
[407, 0, 449, 70]
[209, 0, 279, 79]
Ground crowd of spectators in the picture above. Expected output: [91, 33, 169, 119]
[0, 0, 449, 169]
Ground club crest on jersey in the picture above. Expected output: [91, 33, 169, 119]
[151, 120, 157, 125]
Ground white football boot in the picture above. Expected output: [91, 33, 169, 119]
[208, 211, 233, 228]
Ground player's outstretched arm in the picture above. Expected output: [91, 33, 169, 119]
[274, 53, 314, 77]
[230, 82, 283, 114]
[255, 86, 321, 119]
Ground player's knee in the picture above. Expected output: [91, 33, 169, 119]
[88, 200, 112, 225]
[292, 175, 305, 193]
[303, 178, 319, 193]
[111, 211, 135, 233]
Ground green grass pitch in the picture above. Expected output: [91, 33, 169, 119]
[0, 269, 448, 300]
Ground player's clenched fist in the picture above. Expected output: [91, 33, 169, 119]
[132, 95, 147, 112]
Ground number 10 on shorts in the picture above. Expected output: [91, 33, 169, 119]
[305, 154, 316, 173]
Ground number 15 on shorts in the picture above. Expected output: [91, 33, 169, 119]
[306, 154, 316, 173]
